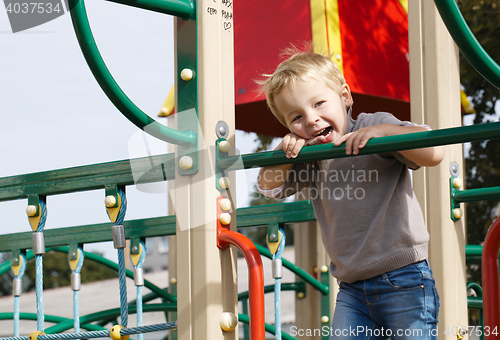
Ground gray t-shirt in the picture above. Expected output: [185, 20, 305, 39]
[259, 112, 430, 283]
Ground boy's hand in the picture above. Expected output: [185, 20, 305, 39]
[334, 125, 386, 155]
[279, 133, 306, 158]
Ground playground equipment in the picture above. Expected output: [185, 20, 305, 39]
[1, 0, 500, 339]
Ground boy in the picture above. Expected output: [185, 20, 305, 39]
[258, 49, 444, 339]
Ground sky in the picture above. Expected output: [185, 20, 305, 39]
[0, 1, 267, 260]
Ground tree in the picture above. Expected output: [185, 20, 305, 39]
[0, 251, 118, 296]
[459, 0, 500, 248]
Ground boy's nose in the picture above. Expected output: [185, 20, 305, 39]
[306, 114, 320, 126]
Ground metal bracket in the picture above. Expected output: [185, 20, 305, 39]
[177, 17, 198, 176]
[216, 138, 229, 191]
[449, 161, 463, 221]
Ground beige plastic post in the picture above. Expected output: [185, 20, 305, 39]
[408, 1, 468, 338]
[173, 0, 237, 339]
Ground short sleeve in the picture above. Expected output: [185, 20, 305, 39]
[358, 112, 431, 170]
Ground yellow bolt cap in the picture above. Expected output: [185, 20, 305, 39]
[453, 208, 463, 219]
[220, 213, 231, 225]
[220, 198, 232, 211]
[219, 140, 231, 153]
[26, 205, 37, 217]
[219, 312, 238, 332]
[179, 156, 193, 170]
[321, 316, 329, 324]
[170, 277, 177, 285]
[297, 292, 305, 299]
[105, 195, 117, 208]
[180, 68, 194, 81]
[320, 265, 328, 273]
[453, 177, 463, 188]
[219, 177, 230, 189]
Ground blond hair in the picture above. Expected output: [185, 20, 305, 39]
[259, 47, 346, 127]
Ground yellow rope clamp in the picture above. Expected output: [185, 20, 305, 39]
[27, 204, 42, 232]
[106, 193, 122, 224]
[267, 232, 282, 255]
[68, 249, 81, 271]
[110, 325, 130, 340]
[130, 243, 142, 266]
[28, 331, 45, 340]
[11, 255, 23, 276]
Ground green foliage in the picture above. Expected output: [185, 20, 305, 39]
[458, 0, 500, 307]
[22, 251, 118, 292]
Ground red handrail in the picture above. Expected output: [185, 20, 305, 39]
[482, 216, 500, 339]
[218, 229, 265, 340]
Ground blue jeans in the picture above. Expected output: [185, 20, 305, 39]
[330, 260, 440, 340]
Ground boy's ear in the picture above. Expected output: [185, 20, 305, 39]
[341, 84, 353, 108]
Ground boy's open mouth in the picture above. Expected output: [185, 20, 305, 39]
[315, 126, 333, 138]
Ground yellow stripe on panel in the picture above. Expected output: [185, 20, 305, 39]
[398, 0, 408, 14]
[310, 0, 343, 74]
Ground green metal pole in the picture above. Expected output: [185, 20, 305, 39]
[220, 122, 500, 171]
[68, 0, 196, 146]
[434, 0, 500, 89]
[453, 186, 500, 204]
[105, 0, 194, 19]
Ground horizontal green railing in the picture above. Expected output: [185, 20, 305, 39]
[68, 0, 196, 146]
[105, 0, 194, 19]
[434, 0, 500, 89]
[453, 186, 500, 205]
[0, 153, 174, 202]
[0, 201, 314, 252]
[219, 122, 500, 171]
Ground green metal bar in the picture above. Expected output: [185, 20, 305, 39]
[220, 122, 500, 171]
[468, 296, 483, 310]
[255, 243, 329, 296]
[434, 0, 500, 89]
[0, 153, 175, 202]
[238, 282, 304, 301]
[238, 313, 299, 340]
[0, 313, 106, 331]
[105, 0, 194, 19]
[453, 186, 500, 204]
[68, 0, 196, 146]
[0, 215, 176, 252]
[466, 244, 483, 258]
[0, 202, 314, 252]
[237, 201, 316, 227]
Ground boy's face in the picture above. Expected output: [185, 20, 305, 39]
[275, 77, 352, 145]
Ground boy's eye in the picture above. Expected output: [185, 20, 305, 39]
[291, 115, 301, 122]
[315, 101, 325, 108]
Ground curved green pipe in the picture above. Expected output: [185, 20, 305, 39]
[68, 0, 196, 146]
[0, 247, 176, 303]
[44, 303, 176, 333]
[434, 0, 500, 89]
[105, 0, 194, 19]
[238, 313, 298, 340]
[0, 313, 106, 331]
[238, 282, 303, 301]
[255, 244, 329, 296]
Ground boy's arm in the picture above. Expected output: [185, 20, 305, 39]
[334, 124, 444, 167]
[258, 133, 305, 190]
